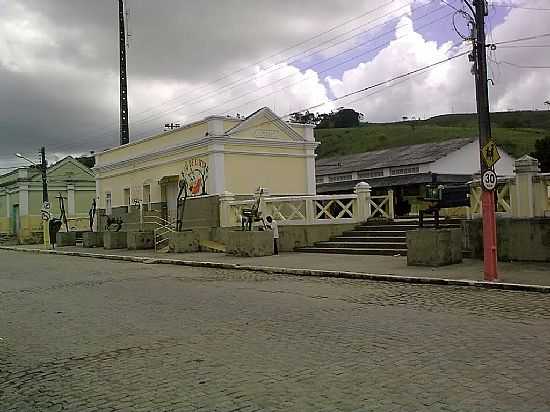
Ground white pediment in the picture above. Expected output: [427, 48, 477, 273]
[226, 107, 304, 142]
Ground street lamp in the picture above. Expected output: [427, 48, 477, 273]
[15, 153, 37, 166]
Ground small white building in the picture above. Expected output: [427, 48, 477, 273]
[316, 138, 516, 215]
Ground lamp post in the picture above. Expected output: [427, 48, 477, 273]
[15, 148, 50, 248]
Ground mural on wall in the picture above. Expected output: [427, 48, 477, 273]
[175, 158, 208, 231]
[182, 158, 208, 197]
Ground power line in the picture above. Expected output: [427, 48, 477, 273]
[489, 3, 550, 11]
[498, 44, 550, 48]
[499, 61, 550, 69]
[127, 1, 443, 130]
[44, 1, 425, 152]
[494, 32, 550, 45]
[152, 50, 471, 140]
[65, 0, 401, 141]
[132, 7, 455, 139]
[46, 2, 450, 152]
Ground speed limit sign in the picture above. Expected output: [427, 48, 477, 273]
[481, 169, 497, 191]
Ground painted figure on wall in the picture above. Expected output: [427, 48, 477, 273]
[182, 158, 208, 197]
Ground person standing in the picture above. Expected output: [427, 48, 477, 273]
[265, 216, 279, 255]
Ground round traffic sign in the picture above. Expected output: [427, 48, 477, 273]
[481, 170, 497, 191]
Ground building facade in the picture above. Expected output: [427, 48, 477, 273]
[0, 157, 96, 242]
[94, 107, 317, 227]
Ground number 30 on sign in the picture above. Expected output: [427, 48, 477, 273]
[482, 170, 497, 191]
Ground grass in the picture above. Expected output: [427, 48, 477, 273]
[315, 111, 550, 159]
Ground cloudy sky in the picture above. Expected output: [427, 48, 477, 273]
[1, 0, 549, 169]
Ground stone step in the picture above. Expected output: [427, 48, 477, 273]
[331, 236, 407, 243]
[345, 230, 407, 237]
[357, 224, 460, 232]
[200, 240, 226, 253]
[296, 247, 407, 256]
[315, 241, 407, 249]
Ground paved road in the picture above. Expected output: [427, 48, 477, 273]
[1, 250, 549, 411]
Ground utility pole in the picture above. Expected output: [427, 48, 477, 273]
[40, 147, 51, 248]
[40, 147, 48, 203]
[472, 0, 498, 281]
[118, 0, 130, 145]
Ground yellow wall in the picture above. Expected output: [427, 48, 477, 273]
[76, 191, 95, 214]
[97, 150, 207, 208]
[0, 216, 9, 233]
[97, 123, 207, 165]
[224, 154, 307, 195]
[0, 194, 5, 217]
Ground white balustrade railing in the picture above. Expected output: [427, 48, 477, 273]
[219, 182, 394, 227]
[469, 177, 514, 217]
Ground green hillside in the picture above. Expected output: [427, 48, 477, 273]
[315, 111, 550, 159]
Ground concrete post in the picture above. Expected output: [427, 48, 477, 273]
[305, 198, 315, 224]
[514, 155, 539, 218]
[354, 182, 371, 222]
[219, 191, 235, 227]
[387, 189, 395, 219]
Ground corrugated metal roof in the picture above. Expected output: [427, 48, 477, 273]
[316, 137, 474, 176]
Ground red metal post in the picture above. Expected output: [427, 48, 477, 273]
[481, 191, 498, 281]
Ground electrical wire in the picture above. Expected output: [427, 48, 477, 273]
[489, 3, 550, 11]
[125, 1, 444, 131]
[494, 32, 550, 45]
[499, 61, 550, 69]
[46, 3, 452, 152]
[69, 0, 402, 140]
[132, 8, 456, 140]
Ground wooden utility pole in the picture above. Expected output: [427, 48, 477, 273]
[118, 0, 130, 145]
[473, 0, 498, 281]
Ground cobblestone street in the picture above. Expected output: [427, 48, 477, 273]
[1, 250, 549, 411]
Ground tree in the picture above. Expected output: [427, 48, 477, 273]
[531, 136, 550, 172]
[544, 100, 550, 110]
[316, 108, 364, 129]
[289, 110, 316, 124]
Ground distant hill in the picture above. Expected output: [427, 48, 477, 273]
[315, 110, 550, 159]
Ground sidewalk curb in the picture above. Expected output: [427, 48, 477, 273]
[2, 245, 549, 293]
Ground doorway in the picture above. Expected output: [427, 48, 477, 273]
[11, 204, 20, 235]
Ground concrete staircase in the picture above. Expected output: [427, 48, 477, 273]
[0, 233, 18, 245]
[296, 218, 462, 256]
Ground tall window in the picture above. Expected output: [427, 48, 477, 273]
[143, 185, 151, 210]
[105, 192, 112, 216]
[123, 188, 131, 207]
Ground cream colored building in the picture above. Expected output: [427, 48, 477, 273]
[0, 156, 96, 242]
[94, 107, 317, 224]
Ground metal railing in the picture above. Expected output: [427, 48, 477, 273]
[143, 215, 176, 251]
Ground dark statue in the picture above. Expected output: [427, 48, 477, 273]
[241, 188, 266, 231]
[89, 198, 97, 232]
[176, 176, 188, 232]
[105, 216, 123, 232]
[48, 218, 62, 247]
[57, 193, 69, 232]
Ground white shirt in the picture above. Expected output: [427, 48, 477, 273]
[270, 220, 279, 239]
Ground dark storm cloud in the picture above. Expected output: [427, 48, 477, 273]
[1, 0, 362, 165]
